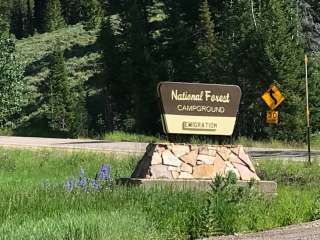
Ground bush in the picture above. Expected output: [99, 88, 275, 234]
[189, 173, 261, 238]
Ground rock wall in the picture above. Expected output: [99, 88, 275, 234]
[131, 144, 260, 181]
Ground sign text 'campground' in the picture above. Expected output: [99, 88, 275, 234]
[158, 82, 242, 136]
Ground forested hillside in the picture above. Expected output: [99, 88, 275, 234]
[1, 0, 320, 141]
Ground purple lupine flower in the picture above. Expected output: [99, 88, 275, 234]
[78, 176, 87, 188]
[78, 166, 87, 188]
[98, 164, 110, 180]
[65, 177, 74, 192]
[91, 179, 100, 190]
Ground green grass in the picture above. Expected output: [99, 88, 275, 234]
[102, 131, 162, 143]
[257, 159, 320, 185]
[0, 148, 205, 239]
[101, 131, 312, 149]
[0, 148, 320, 239]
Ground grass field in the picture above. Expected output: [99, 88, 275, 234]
[0, 148, 320, 239]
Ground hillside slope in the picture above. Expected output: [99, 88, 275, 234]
[17, 24, 101, 86]
[14, 24, 102, 136]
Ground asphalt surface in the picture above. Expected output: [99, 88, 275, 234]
[0, 136, 320, 161]
[0, 136, 147, 154]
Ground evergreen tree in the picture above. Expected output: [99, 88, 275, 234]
[196, 0, 217, 82]
[162, 0, 198, 82]
[10, 0, 25, 38]
[0, 19, 26, 128]
[305, 0, 320, 15]
[0, 17, 9, 33]
[260, 0, 305, 141]
[25, 0, 34, 36]
[98, 17, 120, 131]
[43, 0, 65, 32]
[97, 0, 310, 140]
[306, 53, 320, 133]
[44, 48, 73, 132]
[60, 0, 82, 25]
[34, 0, 47, 32]
[10, 0, 34, 38]
[99, 0, 162, 133]
[0, 0, 11, 23]
[80, 0, 102, 30]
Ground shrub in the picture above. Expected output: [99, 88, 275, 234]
[189, 173, 261, 238]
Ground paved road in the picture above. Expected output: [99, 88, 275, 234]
[0, 136, 320, 161]
[208, 220, 320, 240]
[0, 136, 147, 154]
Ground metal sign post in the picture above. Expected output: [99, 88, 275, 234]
[305, 55, 311, 165]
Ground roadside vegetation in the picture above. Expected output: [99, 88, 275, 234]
[101, 130, 320, 151]
[102, 131, 161, 143]
[0, 148, 320, 239]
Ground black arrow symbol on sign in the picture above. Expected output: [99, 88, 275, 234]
[269, 89, 278, 106]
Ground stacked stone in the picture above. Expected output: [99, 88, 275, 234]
[132, 144, 260, 181]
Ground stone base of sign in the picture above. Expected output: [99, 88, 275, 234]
[131, 143, 260, 181]
[118, 178, 277, 196]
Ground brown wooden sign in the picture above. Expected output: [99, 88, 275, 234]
[157, 82, 242, 135]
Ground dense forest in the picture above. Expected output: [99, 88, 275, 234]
[1, 0, 320, 142]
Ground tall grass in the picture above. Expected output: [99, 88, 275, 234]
[102, 131, 162, 143]
[257, 159, 320, 185]
[0, 148, 320, 239]
[0, 148, 205, 239]
[100, 131, 320, 149]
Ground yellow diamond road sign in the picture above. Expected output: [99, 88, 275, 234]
[261, 84, 285, 110]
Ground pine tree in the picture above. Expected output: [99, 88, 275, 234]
[125, 1, 159, 133]
[99, 1, 161, 133]
[44, 48, 72, 132]
[260, 0, 305, 141]
[0, 19, 25, 128]
[305, 53, 320, 133]
[98, 17, 120, 131]
[60, 0, 82, 25]
[34, 0, 47, 32]
[43, 0, 65, 32]
[10, 0, 24, 38]
[0, 17, 9, 33]
[9, 0, 34, 38]
[162, 0, 198, 82]
[196, 0, 217, 82]
[0, 0, 11, 23]
[25, 0, 34, 36]
[80, 0, 102, 30]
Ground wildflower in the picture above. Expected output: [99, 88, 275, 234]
[91, 179, 100, 190]
[65, 177, 74, 192]
[98, 164, 110, 180]
[78, 166, 87, 188]
[64, 165, 112, 192]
